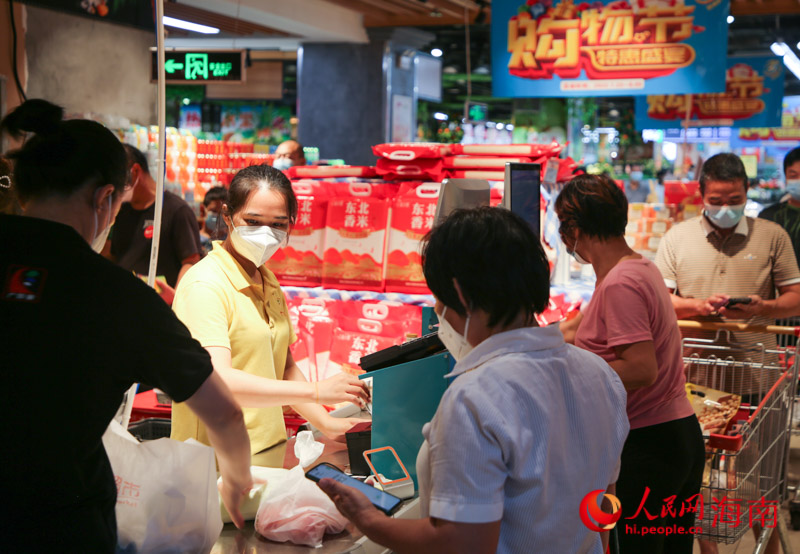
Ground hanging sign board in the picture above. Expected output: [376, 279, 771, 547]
[735, 96, 800, 142]
[150, 50, 245, 84]
[491, 0, 729, 97]
[634, 57, 785, 129]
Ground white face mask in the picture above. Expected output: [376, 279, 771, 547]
[91, 194, 113, 253]
[437, 306, 474, 362]
[230, 225, 287, 266]
[567, 235, 590, 265]
[273, 158, 293, 172]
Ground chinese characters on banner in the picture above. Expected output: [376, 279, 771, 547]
[634, 57, 785, 129]
[735, 95, 800, 142]
[491, 0, 729, 97]
[626, 487, 780, 531]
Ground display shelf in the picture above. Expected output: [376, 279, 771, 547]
[283, 286, 435, 307]
[283, 283, 594, 308]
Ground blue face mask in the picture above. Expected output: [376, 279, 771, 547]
[787, 180, 800, 201]
[205, 212, 226, 239]
[704, 203, 746, 229]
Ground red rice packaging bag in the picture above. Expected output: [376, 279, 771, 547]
[452, 141, 563, 158]
[270, 181, 331, 287]
[375, 157, 445, 181]
[327, 319, 406, 376]
[337, 300, 423, 338]
[385, 182, 439, 294]
[322, 183, 392, 292]
[288, 298, 337, 381]
[372, 142, 453, 160]
[285, 165, 377, 179]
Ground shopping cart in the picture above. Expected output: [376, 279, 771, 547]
[678, 320, 799, 554]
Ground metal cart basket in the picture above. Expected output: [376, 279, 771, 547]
[679, 321, 799, 554]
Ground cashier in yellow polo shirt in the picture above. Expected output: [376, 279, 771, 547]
[170, 165, 369, 456]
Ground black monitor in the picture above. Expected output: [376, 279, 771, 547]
[504, 163, 541, 236]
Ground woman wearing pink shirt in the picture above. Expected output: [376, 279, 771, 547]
[557, 174, 704, 554]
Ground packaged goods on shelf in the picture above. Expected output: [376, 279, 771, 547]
[196, 139, 272, 188]
[385, 183, 439, 294]
[372, 142, 456, 160]
[288, 298, 422, 379]
[270, 181, 333, 287]
[375, 158, 445, 181]
[286, 165, 377, 179]
[664, 180, 703, 206]
[453, 142, 563, 158]
[442, 156, 537, 169]
[322, 183, 392, 292]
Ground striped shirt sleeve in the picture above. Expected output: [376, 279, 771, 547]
[772, 226, 800, 287]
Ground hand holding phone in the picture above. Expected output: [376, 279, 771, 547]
[725, 297, 753, 308]
[306, 462, 403, 516]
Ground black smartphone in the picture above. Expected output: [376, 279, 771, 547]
[305, 462, 403, 516]
[725, 297, 752, 308]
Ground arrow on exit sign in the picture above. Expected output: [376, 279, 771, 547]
[165, 59, 184, 74]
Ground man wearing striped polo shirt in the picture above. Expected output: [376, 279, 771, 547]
[655, 153, 800, 400]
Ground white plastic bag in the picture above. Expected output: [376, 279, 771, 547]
[102, 420, 222, 553]
[253, 431, 347, 547]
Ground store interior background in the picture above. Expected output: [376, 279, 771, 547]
[3, 0, 800, 197]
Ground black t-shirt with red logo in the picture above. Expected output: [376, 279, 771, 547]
[0, 215, 213, 551]
[111, 191, 201, 287]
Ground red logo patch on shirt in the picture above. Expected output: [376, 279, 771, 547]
[3, 265, 48, 303]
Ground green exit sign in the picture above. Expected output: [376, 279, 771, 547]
[151, 50, 244, 84]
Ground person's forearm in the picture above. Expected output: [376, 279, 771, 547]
[177, 263, 193, 285]
[216, 366, 314, 408]
[201, 402, 251, 482]
[671, 294, 701, 319]
[761, 292, 800, 319]
[283, 362, 329, 428]
[359, 514, 461, 554]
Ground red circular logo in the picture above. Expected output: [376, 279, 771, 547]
[580, 490, 622, 532]
[144, 225, 154, 239]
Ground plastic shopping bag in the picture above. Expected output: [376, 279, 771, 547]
[102, 420, 222, 553]
[254, 431, 347, 547]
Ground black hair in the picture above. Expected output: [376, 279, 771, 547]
[0, 99, 127, 203]
[421, 206, 550, 327]
[699, 153, 748, 195]
[784, 147, 800, 175]
[225, 164, 297, 224]
[123, 144, 150, 175]
[555, 174, 628, 241]
[203, 185, 228, 207]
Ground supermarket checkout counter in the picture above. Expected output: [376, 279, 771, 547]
[212, 412, 420, 554]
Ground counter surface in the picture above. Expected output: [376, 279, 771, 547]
[212, 433, 365, 553]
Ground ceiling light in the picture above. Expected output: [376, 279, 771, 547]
[772, 41, 800, 80]
[431, 48, 443, 58]
[727, 15, 734, 24]
[163, 16, 220, 34]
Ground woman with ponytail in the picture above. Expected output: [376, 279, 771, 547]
[0, 100, 253, 551]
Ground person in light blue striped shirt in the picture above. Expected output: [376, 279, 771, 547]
[319, 207, 629, 553]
